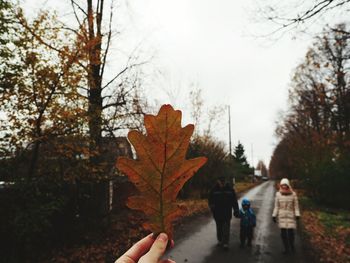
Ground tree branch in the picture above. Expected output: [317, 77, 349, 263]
[71, 0, 88, 17]
[102, 61, 147, 90]
[100, 2, 113, 80]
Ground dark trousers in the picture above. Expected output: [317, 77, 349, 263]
[215, 219, 231, 245]
[281, 228, 295, 252]
[240, 226, 253, 246]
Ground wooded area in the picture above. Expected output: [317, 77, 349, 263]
[269, 24, 350, 208]
[0, 1, 256, 261]
[1, 0, 349, 262]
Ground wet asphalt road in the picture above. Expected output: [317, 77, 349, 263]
[166, 181, 312, 263]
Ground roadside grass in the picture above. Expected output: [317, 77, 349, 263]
[300, 195, 350, 231]
[176, 199, 209, 217]
[318, 210, 350, 231]
[235, 181, 260, 194]
[299, 195, 350, 262]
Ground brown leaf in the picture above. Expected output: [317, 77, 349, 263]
[117, 104, 207, 239]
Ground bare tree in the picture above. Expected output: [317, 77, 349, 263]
[189, 87, 204, 134]
[69, 0, 148, 170]
[11, 1, 148, 177]
[257, 0, 350, 36]
[256, 160, 268, 177]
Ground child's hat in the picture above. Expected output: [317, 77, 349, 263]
[242, 198, 250, 206]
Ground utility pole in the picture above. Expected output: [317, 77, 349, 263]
[227, 105, 234, 186]
[251, 143, 254, 182]
[251, 143, 254, 167]
[228, 105, 232, 156]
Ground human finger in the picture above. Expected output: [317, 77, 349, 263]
[140, 233, 168, 262]
[116, 233, 154, 263]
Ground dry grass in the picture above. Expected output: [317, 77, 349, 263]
[175, 181, 260, 218]
[235, 181, 260, 194]
[300, 196, 350, 263]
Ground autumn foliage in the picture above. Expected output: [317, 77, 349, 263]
[300, 196, 350, 263]
[269, 24, 350, 208]
[117, 105, 207, 239]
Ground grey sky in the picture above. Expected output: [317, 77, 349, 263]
[22, 0, 348, 167]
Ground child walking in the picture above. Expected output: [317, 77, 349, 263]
[239, 198, 256, 248]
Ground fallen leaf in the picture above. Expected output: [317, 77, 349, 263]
[117, 104, 207, 239]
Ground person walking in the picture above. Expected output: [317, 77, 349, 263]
[239, 198, 256, 248]
[272, 178, 300, 254]
[208, 177, 239, 250]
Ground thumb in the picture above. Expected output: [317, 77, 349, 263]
[140, 233, 168, 262]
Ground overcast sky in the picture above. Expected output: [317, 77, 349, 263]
[22, 0, 348, 167]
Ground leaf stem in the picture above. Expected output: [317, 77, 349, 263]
[160, 112, 168, 233]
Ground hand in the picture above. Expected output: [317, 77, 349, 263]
[272, 217, 277, 223]
[233, 211, 239, 218]
[115, 233, 175, 263]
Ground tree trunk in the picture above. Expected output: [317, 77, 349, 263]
[28, 140, 41, 178]
[28, 114, 43, 178]
[87, 0, 103, 171]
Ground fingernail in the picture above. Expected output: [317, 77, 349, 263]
[157, 233, 168, 242]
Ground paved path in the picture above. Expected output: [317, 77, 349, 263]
[166, 181, 312, 263]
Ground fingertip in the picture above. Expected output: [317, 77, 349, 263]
[145, 232, 168, 260]
[147, 232, 155, 239]
[151, 232, 158, 240]
[122, 233, 155, 261]
[156, 233, 168, 242]
[154, 233, 168, 249]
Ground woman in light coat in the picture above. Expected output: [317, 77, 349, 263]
[272, 178, 300, 254]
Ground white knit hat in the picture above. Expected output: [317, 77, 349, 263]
[280, 178, 291, 188]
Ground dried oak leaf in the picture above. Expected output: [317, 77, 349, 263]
[116, 104, 207, 239]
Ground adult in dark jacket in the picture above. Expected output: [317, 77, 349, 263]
[208, 177, 239, 249]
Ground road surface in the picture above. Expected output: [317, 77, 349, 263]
[166, 181, 312, 263]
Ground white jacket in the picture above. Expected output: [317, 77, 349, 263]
[272, 191, 300, 229]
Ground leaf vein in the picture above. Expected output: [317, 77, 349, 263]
[137, 137, 163, 178]
[163, 160, 201, 192]
[121, 162, 159, 194]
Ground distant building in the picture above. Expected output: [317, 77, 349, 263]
[254, 169, 262, 180]
[100, 137, 133, 177]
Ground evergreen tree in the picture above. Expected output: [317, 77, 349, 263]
[233, 141, 249, 167]
[231, 141, 252, 180]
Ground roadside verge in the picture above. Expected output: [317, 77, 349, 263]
[299, 195, 350, 263]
